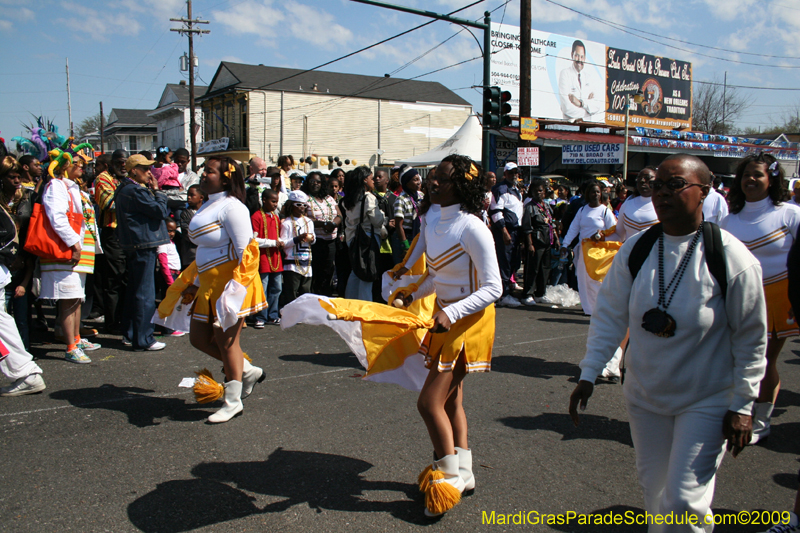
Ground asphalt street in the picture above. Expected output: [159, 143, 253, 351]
[1, 303, 798, 533]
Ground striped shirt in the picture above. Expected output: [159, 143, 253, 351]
[394, 192, 422, 230]
[94, 171, 118, 228]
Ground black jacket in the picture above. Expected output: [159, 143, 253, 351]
[114, 179, 170, 251]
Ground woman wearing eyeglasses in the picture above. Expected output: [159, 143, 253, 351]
[720, 153, 800, 444]
[560, 181, 616, 316]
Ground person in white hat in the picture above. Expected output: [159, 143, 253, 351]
[488, 162, 524, 306]
[280, 190, 316, 306]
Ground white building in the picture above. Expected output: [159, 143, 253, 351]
[104, 109, 157, 154]
[148, 81, 206, 152]
[198, 62, 473, 167]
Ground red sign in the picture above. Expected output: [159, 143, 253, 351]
[517, 147, 540, 166]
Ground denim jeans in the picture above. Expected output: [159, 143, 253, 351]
[122, 248, 157, 349]
[345, 236, 379, 302]
[255, 271, 282, 322]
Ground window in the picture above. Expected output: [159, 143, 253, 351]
[129, 135, 137, 151]
[239, 100, 248, 147]
[153, 136, 158, 149]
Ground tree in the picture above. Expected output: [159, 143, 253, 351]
[76, 112, 110, 138]
[692, 76, 750, 134]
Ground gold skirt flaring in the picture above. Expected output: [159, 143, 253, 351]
[192, 260, 267, 323]
[420, 300, 495, 373]
[764, 278, 798, 339]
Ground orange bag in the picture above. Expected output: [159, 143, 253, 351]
[24, 181, 83, 261]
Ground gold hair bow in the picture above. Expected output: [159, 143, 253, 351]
[224, 163, 236, 178]
[464, 162, 478, 181]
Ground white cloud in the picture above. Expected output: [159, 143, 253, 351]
[212, 0, 283, 35]
[56, 3, 141, 42]
[698, 0, 758, 21]
[0, 4, 33, 30]
[0, 19, 10, 31]
[284, 1, 353, 47]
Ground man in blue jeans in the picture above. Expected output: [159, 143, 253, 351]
[489, 162, 524, 307]
[114, 154, 170, 350]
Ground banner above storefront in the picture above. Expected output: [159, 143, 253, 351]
[490, 23, 607, 124]
[562, 143, 622, 165]
[605, 48, 693, 130]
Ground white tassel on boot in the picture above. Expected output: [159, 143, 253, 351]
[241, 359, 265, 399]
[455, 447, 475, 493]
[207, 381, 243, 424]
[424, 454, 466, 517]
[750, 402, 774, 444]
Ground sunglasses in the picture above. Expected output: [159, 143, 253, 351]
[651, 178, 705, 192]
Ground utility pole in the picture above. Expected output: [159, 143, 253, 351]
[519, 0, 531, 181]
[722, 71, 727, 133]
[100, 101, 105, 155]
[171, 0, 209, 172]
[351, 0, 491, 170]
[66, 58, 73, 137]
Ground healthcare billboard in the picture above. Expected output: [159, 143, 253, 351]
[605, 48, 692, 129]
[490, 23, 607, 124]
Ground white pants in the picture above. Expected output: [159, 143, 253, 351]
[0, 289, 41, 381]
[574, 244, 601, 316]
[627, 401, 727, 533]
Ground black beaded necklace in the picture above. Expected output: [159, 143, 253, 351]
[641, 222, 703, 338]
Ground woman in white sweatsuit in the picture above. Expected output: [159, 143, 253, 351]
[561, 182, 616, 316]
[570, 155, 767, 533]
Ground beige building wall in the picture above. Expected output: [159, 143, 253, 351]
[247, 90, 471, 169]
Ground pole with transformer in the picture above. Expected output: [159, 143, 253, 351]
[518, 0, 531, 182]
[171, 0, 209, 172]
[350, 0, 491, 171]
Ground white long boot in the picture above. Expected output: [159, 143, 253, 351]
[455, 447, 475, 493]
[750, 402, 774, 444]
[241, 359, 265, 399]
[207, 381, 243, 424]
[424, 454, 466, 517]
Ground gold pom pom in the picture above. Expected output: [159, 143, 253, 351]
[418, 464, 434, 492]
[193, 368, 224, 404]
[425, 474, 461, 515]
[243, 352, 252, 363]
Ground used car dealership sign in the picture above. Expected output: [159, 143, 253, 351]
[561, 143, 622, 165]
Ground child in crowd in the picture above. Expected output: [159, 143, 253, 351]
[150, 147, 181, 191]
[179, 184, 203, 268]
[156, 220, 185, 337]
[251, 189, 284, 328]
[280, 190, 315, 306]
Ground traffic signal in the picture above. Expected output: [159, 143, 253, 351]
[483, 86, 513, 128]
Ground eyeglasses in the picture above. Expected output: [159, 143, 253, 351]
[651, 178, 705, 192]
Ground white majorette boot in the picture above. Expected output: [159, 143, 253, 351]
[241, 359, 265, 399]
[422, 454, 465, 517]
[207, 381, 243, 424]
[455, 447, 475, 493]
[750, 402, 774, 444]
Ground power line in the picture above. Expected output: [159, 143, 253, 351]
[542, 0, 800, 67]
[252, 0, 485, 92]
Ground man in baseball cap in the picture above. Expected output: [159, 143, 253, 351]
[489, 161, 524, 306]
[124, 154, 156, 173]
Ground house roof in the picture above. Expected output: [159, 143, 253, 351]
[201, 62, 471, 107]
[156, 83, 208, 109]
[107, 108, 157, 127]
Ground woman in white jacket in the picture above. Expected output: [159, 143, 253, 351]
[40, 155, 98, 363]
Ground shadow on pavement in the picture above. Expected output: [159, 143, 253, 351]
[491, 355, 580, 380]
[499, 413, 633, 447]
[756, 420, 800, 455]
[536, 317, 592, 326]
[49, 385, 209, 427]
[279, 351, 362, 369]
[127, 448, 425, 531]
[773, 471, 799, 490]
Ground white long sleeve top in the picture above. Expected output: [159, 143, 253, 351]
[280, 215, 316, 277]
[578, 228, 767, 416]
[43, 177, 84, 248]
[413, 204, 502, 324]
[562, 204, 616, 248]
[188, 191, 252, 273]
[720, 198, 800, 284]
[611, 195, 658, 242]
[702, 189, 729, 224]
[403, 205, 440, 269]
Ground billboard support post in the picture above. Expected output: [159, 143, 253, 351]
[622, 92, 644, 182]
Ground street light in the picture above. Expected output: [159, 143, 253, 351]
[622, 91, 645, 185]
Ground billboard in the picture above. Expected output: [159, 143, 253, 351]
[604, 48, 692, 129]
[490, 23, 607, 123]
[561, 143, 622, 165]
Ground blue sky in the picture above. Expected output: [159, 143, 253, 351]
[2, 0, 800, 143]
